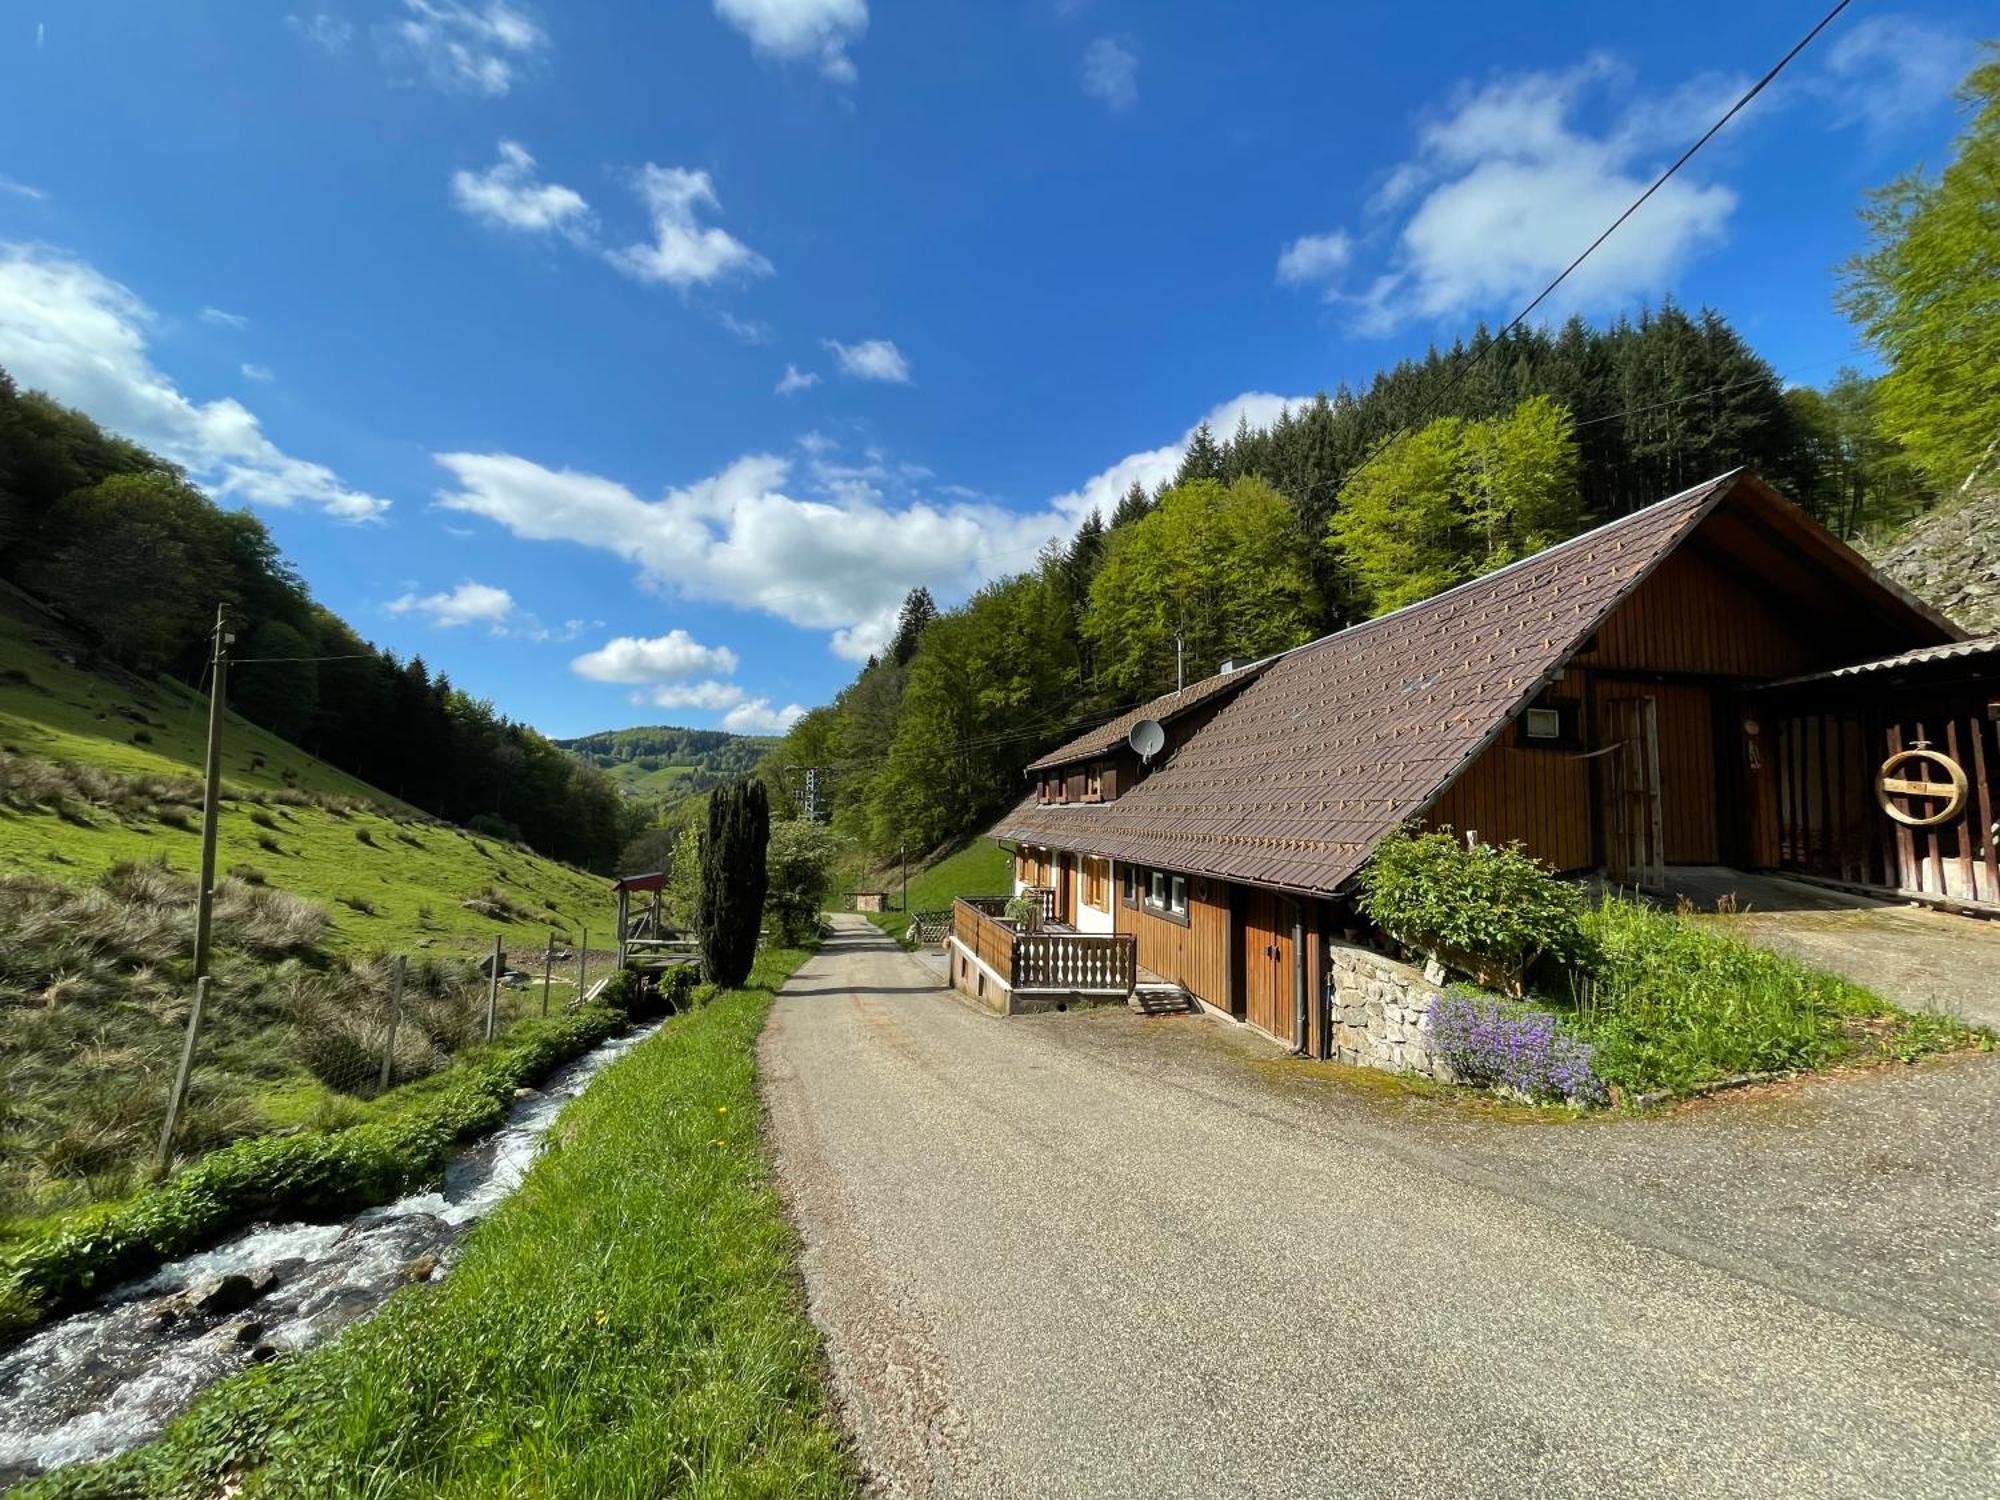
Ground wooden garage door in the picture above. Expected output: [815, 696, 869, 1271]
[1238, 888, 1298, 1045]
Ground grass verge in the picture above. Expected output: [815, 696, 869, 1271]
[20, 941, 853, 1499]
[863, 838, 1010, 946]
[1563, 897, 1990, 1097]
[0, 1001, 637, 1343]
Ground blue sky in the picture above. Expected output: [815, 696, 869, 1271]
[0, 2, 1983, 739]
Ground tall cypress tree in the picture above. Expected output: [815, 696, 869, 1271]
[700, 777, 771, 987]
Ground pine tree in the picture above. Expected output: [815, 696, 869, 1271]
[888, 586, 939, 666]
[1110, 480, 1152, 529]
[1175, 421, 1224, 486]
[700, 777, 770, 987]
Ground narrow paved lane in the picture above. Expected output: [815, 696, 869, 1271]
[760, 917, 2000, 1499]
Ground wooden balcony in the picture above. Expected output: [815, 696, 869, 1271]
[949, 898, 1136, 1005]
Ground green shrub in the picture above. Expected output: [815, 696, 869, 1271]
[1358, 828, 1583, 995]
[765, 820, 843, 942]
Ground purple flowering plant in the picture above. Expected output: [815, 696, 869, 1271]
[1427, 991, 1607, 1106]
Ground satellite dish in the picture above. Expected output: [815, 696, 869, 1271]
[1128, 719, 1166, 762]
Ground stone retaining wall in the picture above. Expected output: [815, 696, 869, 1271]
[1326, 941, 1456, 1082]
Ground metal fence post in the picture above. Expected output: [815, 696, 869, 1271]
[379, 954, 405, 1092]
[485, 934, 502, 1042]
[578, 926, 589, 1002]
[542, 932, 554, 1018]
[157, 975, 210, 1177]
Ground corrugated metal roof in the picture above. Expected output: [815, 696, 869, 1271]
[1762, 635, 2000, 689]
[995, 471, 1751, 896]
[1025, 662, 1272, 772]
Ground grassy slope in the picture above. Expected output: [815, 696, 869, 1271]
[25, 945, 855, 1500]
[0, 604, 614, 957]
[864, 838, 1011, 945]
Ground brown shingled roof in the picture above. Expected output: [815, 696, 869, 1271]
[996, 470, 1916, 896]
[1024, 660, 1272, 772]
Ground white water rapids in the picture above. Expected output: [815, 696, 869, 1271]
[0, 1020, 661, 1488]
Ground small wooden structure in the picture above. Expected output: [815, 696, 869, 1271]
[1756, 638, 2000, 910]
[613, 871, 699, 970]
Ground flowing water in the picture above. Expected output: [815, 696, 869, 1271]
[0, 1020, 662, 1488]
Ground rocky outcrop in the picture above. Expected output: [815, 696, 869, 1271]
[1864, 487, 2000, 637]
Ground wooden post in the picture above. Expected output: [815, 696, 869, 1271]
[379, 955, 405, 1091]
[579, 925, 590, 1002]
[191, 606, 231, 984]
[485, 935, 502, 1042]
[156, 975, 210, 1177]
[542, 932, 554, 1017]
[615, 886, 629, 969]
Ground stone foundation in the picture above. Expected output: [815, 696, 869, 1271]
[1326, 941, 1455, 1083]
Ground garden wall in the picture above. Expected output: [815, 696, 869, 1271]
[1326, 941, 1454, 1082]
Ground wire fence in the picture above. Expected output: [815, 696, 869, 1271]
[0, 892, 621, 1223]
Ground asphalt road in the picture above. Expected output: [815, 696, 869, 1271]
[759, 917, 2000, 1500]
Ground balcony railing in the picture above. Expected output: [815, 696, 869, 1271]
[950, 898, 1135, 995]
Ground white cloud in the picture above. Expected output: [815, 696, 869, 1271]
[719, 310, 775, 345]
[431, 388, 1300, 663]
[200, 305, 249, 330]
[713, 0, 866, 84]
[634, 680, 746, 711]
[1305, 58, 1738, 333]
[1275, 230, 1352, 288]
[722, 697, 806, 734]
[241, 362, 275, 383]
[1047, 390, 1309, 527]
[1817, 16, 1966, 134]
[824, 337, 910, 383]
[383, 0, 545, 97]
[0, 176, 47, 202]
[0, 245, 390, 521]
[571, 630, 740, 684]
[386, 580, 516, 628]
[1081, 37, 1138, 111]
[452, 140, 590, 236]
[608, 165, 771, 288]
[775, 363, 819, 396]
[290, 11, 354, 52]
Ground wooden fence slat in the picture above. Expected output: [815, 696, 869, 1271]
[1972, 716, 1998, 904]
[1947, 718, 1977, 900]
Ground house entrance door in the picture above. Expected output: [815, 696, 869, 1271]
[1603, 695, 1666, 891]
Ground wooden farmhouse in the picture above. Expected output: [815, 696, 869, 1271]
[949, 469, 1999, 1053]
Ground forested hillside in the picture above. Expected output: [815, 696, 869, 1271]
[768, 51, 1998, 867]
[557, 725, 774, 806]
[0, 379, 635, 871]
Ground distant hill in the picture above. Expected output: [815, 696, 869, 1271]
[555, 725, 774, 805]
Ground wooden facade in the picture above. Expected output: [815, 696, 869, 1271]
[1113, 870, 1232, 1013]
[994, 474, 1992, 1060]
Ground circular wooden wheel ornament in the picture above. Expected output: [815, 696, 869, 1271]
[1876, 748, 1969, 828]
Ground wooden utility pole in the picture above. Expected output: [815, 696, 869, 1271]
[541, 932, 554, 1017]
[191, 605, 232, 982]
[157, 976, 210, 1176]
[379, 955, 405, 1091]
[578, 926, 590, 1000]
[484, 934, 502, 1041]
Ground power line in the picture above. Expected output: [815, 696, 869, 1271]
[1405, 0, 1855, 431]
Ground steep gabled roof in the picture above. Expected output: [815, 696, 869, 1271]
[994, 470, 1959, 896]
[1025, 659, 1272, 773]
